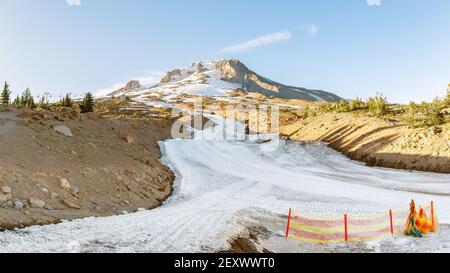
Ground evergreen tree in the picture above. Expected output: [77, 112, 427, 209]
[21, 88, 35, 109]
[445, 84, 450, 107]
[60, 93, 73, 107]
[80, 92, 94, 113]
[38, 92, 51, 110]
[12, 95, 21, 108]
[1, 82, 11, 106]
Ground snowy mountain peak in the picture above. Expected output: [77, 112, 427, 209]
[104, 59, 342, 102]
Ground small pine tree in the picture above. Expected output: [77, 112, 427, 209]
[12, 95, 21, 108]
[20, 88, 36, 109]
[1, 82, 11, 106]
[38, 93, 51, 110]
[60, 93, 73, 107]
[80, 92, 94, 113]
[445, 84, 450, 107]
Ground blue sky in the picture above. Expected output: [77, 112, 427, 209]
[0, 0, 449, 102]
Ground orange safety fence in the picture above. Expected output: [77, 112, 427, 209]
[285, 201, 439, 244]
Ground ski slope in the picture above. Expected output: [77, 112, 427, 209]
[0, 116, 449, 253]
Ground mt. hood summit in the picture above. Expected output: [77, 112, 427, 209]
[104, 59, 342, 102]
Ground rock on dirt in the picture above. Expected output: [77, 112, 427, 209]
[60, 178, 71, 190]
[61, 200, 81, 210]
[121, 134, 136, 145]
[29, 198, 46, 208]
[1, 186, 12, 194]
[13, 200, 24, 210]
[54, 125, 73, 137]
[69, 186, 79, 194]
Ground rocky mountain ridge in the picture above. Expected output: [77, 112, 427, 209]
[107, 59, 342, 102]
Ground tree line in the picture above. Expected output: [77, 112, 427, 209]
[1, 81, 94, 113]
[310, 87, 450, 128]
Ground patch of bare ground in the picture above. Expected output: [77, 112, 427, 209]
[0, 99, 176, 230]
[280, 112, 450, 173]
[220, 225, 273, 253]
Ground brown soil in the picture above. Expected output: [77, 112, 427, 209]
[280, 112, 450, 173]
[220, 225, 273, 253]
[0, 102, 176, 230]
[220, 237, 260, 253]
[177, 96, 449, 173]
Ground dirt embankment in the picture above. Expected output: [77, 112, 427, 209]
[0, 104, 175, 230]
[176, 95, 450, 173]
[280, 112, 450, 173]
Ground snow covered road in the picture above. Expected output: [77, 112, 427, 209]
[0, 116, 449, 253]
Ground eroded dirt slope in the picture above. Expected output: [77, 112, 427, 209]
[0, 106, 175, 230]
[281, 112, 450, 173]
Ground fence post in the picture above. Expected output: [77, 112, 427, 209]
[285, 208, 292, 240]
[431, 201, 435, 227]
[389, 209, 394, 236]
[344, 214, 348, 242]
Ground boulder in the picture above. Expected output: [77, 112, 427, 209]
[13, 200, 24, 210]
[54, 125, 73, 137]
[29, 198, 46, 208]
[69, 186, 79, 194]
[1, 186, 12, 194]
[62, 200, 81, 210]
[60, 178, 71, 190]
[121, 134, 136, 145]
[5, 201, 13, 208]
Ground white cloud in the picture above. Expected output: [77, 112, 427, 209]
[66, 0, 81, 6]
[367, 0, 382, 6]
[219, 31, 292, 53]
[302, 24, 320, 37]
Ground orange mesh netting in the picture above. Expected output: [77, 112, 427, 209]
[285, 200, 439, 244]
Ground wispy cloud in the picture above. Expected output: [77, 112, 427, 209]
[219, 31, 292, 53]
[300, 24, 320, 37]
[66, 0, 81, 6]
[367, 0, 382, 6]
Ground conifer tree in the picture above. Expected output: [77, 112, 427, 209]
[60, 93, 73, 107]
[38, 93, 51, 110]
[21, 88, 35, 109]
[1, 81, 11, 106]
[80, 92, 94, 113]
[445, 84, 450, 107]
[12, 95, 21, 108]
